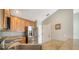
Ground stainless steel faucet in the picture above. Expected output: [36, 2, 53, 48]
[1, 40, 6, 49]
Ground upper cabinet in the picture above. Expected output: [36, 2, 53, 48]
[10, 16, 36, 32]
[10, 16, 25, 32]
[3, 9, 36, 32]
[3, 9, 11, 30]
[0, 10, 3, 30]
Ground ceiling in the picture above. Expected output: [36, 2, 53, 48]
[11, 9, 58, 22]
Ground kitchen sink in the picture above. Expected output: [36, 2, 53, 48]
[0, 32, 25, 50]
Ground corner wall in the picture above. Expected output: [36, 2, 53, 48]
[43, 9, 73, 42]
[42, 9, 73, 50]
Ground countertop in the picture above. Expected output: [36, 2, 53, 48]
[0, 32, 25, 37]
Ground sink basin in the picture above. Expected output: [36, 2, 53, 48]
[0, 32, 25, 50]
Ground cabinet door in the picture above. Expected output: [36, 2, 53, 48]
[42, 23, 52, 43]
[11, 16, 26, 32]
[0, 10, 3, 29]
[11, 16, 35, 32]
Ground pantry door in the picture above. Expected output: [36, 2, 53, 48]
[42, 23, 52, 43]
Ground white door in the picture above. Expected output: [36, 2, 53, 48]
[42, 23, 52, 43]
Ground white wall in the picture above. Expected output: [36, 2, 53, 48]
[73, 12, 79, 49]
[74, 13, 79, 39]
[42, 9, 73, 43]
[52, 9, 73, 41]
[37, 20, 42, 44]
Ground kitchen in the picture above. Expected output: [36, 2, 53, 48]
[0, 9, 40, 50]
[0, 9, 75, 50]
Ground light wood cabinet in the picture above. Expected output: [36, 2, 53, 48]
[3, 10, 36, 43]
[3, 9, 11, 30]
[0, 10, 3, 30]
[10, 16, 36, 43]
[10, 16, 35, 32]
[10, 16, 25, 32]
[3, 9, 36, 32]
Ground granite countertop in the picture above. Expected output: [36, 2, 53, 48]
[19, 43, 41, 45]
[0, 32, 25, 37]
